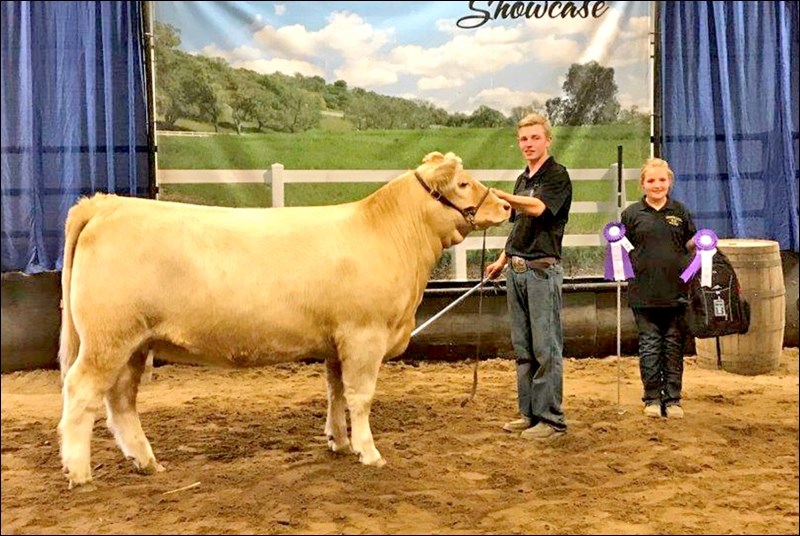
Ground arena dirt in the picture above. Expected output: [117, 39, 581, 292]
[2, 349, 798, 534]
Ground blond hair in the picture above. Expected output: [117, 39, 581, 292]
[517, 113, 552, 140]
[640, 157, 674, 183]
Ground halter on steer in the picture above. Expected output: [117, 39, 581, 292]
[413, 171, 495, 406]
[414, 171, 491, 229]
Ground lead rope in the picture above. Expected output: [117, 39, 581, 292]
[461, 229, 488, 407]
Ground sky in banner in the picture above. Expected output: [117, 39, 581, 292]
[154, 1, 651, 116]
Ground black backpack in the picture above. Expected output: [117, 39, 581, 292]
[685, 251, 751, 339]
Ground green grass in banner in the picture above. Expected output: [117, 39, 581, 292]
[318, 115, 355, 132]
[157, 123, 649, 170]
[562, 246, 607, 277]
[626, 179, 643, 202]
[159, 183, 273, 208]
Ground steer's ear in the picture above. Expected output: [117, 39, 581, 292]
[422, 151, 445, 165]
[427, 157, 459, 191]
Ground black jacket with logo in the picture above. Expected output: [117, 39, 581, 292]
[621, 196, 697, 308]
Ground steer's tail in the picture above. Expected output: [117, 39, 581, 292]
[59, 196, 101, 381]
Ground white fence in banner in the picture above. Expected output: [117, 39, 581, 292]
[158, 165, 639, 280]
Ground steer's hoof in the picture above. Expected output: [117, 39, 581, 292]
[358, 451, 386, 467]
[327, 435, 352, 454]
[64, 465, 93, 490]
[144, 462, 166, 475]
[66, 473, 94, 491]
[133, 457, 165, 475]
[70, 481, 97, 493]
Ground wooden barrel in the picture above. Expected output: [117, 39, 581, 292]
[696, 239, 785, 375]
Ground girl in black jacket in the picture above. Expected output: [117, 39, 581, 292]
[621, 158, 697, 419]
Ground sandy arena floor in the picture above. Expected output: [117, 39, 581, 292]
[2, 348, 798, 534]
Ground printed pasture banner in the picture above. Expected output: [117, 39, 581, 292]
[153, 1, 651, 279]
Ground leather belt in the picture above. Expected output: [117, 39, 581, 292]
[510, 256, 558, 273]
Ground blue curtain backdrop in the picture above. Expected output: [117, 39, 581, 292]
[1, 1, 150, 274]
[661, 1, 799, 252]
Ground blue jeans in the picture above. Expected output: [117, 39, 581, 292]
[506, 264, 566, 431]
[632, 307, 685, 407]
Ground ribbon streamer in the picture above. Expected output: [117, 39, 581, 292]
[679, 229, 718, 286]
[603, 222, 634, 281]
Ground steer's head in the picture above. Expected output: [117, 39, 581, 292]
[414, 151, 511, 233]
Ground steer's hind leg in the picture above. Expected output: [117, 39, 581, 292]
[105, 349, 164, 475]
[338, 333, 387, 467]
[59, 345, 126, 489]
[324, 357, 351, 453]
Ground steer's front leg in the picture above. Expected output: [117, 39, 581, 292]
[338, 334, 387, 467]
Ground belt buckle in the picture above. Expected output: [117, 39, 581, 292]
[511, 256, 527, 273]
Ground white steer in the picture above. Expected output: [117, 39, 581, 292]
[57, 151, 511, 488]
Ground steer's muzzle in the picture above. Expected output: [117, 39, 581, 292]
[473, 189, 511, 228]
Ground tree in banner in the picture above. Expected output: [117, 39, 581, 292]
[224, 70, 263, 135]
[188, 57, 227, 133]
[468, 105, 510, 128]
[510, 100, 547, 124]
[547, 60, 621, 126]
[345, 88, 381, 130]
[324, 79, 351, 111]
[154, 22, 191, 129]
[414, 100, 449, 128]
[618, 104, 650, 127]
[284, 89, 324, 133]
[255, 74, 323, 133]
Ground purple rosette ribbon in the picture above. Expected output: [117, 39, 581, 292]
[603, 222, 634, 281]
[680, 229, 718, 286]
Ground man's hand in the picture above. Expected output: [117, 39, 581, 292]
[490, 188, 546, 217]
[492, 188, 513, 202]
[484, 257, 506, 280]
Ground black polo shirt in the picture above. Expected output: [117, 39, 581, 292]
[621, 196, 697, 308]
[505, 156, 572, 260]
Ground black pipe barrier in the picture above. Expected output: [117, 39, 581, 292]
[404, 277, 643, 361]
